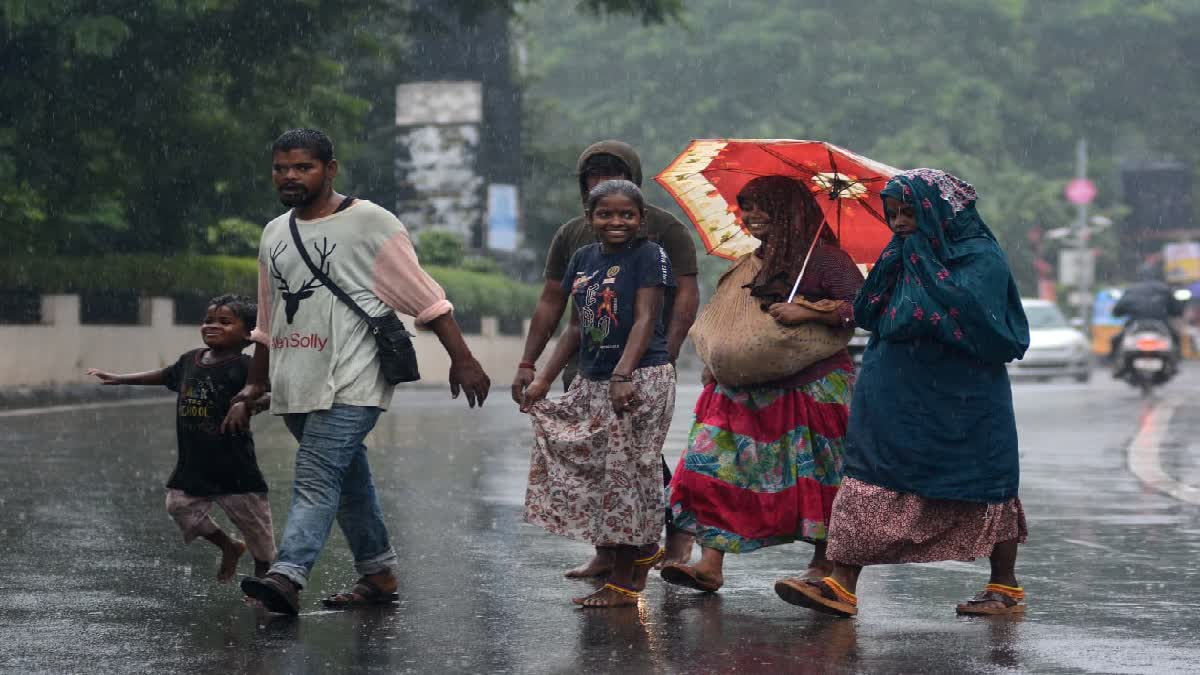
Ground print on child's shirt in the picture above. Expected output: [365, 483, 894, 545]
[179, 375, 219, 434]
[575, 265, 624, 350]
[268, 237, 337, 323]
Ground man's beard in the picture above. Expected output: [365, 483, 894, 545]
[278, 184, 317, 208]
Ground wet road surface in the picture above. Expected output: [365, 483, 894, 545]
[2, 368, 1199, 674]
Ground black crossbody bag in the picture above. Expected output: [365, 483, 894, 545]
[289, 197, 421, 384]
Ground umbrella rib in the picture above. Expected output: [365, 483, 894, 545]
[756, 145, 816, 175]
[858, 199, 888, 224]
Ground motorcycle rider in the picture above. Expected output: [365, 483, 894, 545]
[1110, 275, 1184, 377]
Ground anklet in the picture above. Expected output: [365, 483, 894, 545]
[634, 547, 664, 566]
[603, 583, 641, 599]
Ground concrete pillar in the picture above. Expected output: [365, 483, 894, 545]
[480, 316, 499, 337]
[40, 294, 80, 327]
[147, 297, 174, 328]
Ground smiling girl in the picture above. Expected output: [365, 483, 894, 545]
[521, 180, 677, 608]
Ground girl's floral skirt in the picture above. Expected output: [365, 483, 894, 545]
[524, 365, 676, 547]
[667, 369, 852, 553]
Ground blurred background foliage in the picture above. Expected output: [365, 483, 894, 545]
[2, 0, 1197, 299]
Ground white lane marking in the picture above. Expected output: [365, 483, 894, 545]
[1061, 538, 1112, 552]
[1127, 399, 1200, 505]
[0, 396, 172, 418]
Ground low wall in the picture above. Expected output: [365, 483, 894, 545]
[0, 295, 529, 389]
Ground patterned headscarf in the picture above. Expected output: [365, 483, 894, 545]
[738, 176, 834, 303]
[854, 169, 1029, 363]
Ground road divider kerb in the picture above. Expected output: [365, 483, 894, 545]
[0, 396, 172, 418]
[1127, 397, 1200, 505]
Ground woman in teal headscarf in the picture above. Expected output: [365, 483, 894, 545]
[774, 169, 1031, 618]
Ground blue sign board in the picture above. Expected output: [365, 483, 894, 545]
[487, 183, 519, 252]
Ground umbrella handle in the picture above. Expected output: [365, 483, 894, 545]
[786, 220, 827, 304]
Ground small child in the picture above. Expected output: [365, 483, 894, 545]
[88, 294, 275, 583]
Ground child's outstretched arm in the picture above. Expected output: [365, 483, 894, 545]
[87, 368, 166, 386]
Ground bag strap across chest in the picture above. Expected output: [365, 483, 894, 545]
[288, 197, 379, 331]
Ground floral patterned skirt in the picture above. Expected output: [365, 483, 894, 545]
[524, 365, 675, 547]
[826, 477, 1027, 566]
[667, 370, 851, 553]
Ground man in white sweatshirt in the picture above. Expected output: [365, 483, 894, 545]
[238, 129, 490, 615]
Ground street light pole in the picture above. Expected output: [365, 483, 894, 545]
[1074, 139, 1090, 326]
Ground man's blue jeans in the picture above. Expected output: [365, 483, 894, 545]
[269, 404, 397, 588]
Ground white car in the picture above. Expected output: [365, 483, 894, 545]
[849, 327, 870, 365]
[1008, 299, 1092, 383]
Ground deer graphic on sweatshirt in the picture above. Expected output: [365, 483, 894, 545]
[269, 238, 336, 323]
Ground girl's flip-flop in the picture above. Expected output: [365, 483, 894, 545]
[774, 576, 858, 618]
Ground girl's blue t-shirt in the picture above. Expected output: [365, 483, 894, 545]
[561, 240, 676, 379]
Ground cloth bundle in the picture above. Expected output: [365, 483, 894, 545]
[690, 255, 851, 386]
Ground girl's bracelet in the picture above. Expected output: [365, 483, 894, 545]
[610, 373, 633, 383]
[518, 361, 536, 371]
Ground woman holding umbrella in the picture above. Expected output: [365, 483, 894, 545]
[662, 175, 863, 592]
[774, 169, 1031, 618]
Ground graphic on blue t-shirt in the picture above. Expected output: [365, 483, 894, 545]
[563, 241, 676, 379]
[574, 265, 626, 349]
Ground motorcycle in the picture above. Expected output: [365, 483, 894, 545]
[1115, 319, 1178, 396]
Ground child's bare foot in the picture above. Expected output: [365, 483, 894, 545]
[565, 548, 614, 578]
[572, 583, 639, 608]
[659, 531, 695, 569]
[217, 540, 246, 583]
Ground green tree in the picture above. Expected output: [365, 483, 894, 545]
[518, 0, 1200, 292]
[417, 230, 467, 267]
[0, 0, 681, 258]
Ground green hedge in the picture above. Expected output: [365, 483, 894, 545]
[0, 256, 538, 322]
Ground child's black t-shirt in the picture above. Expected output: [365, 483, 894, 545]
[160, 349, 268, 496]
[561, 240, 676, 379]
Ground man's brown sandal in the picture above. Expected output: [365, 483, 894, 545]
[241, 574, 301, 616]
[322, 576, 400, 609]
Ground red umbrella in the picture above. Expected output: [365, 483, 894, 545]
[655, 139, 900, 270]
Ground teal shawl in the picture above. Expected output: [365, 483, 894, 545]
[845, 169, 1030, 503]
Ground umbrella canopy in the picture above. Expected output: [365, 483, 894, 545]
[655, 139, 900, 267]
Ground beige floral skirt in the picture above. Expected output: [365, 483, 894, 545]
[524, 364, 676, 547]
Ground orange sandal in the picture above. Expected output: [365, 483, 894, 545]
[956, 583, 1026, 616]
[774, 576, 858, 618]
